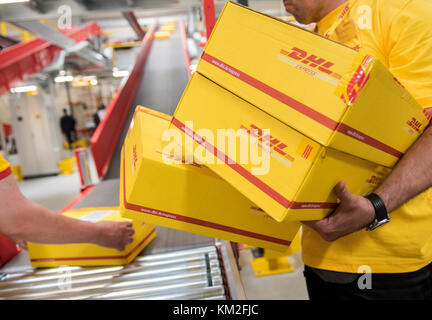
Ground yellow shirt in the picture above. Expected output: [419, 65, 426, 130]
[302, 0, 432, 273]
[0, 154, 11, 180]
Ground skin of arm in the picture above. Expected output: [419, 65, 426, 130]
[302, 108, 432, 242]
[0, 175, 135, 251]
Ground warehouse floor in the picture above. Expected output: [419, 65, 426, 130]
[4, 171, 310, 300]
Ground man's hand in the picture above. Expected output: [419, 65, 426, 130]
[15, 239, 28, 250]
[95, 221, 135, 251]
[302, 181, 376, 242]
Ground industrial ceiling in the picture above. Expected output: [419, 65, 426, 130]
[0, 0, 286, 22]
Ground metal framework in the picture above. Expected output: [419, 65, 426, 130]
[122, 11, 146, 40]
[0, 22, 102, 97]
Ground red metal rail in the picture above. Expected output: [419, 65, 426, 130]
[0, 22, 102, 96]
[202, 0, 216, 39]
[90, 24, 157, 178]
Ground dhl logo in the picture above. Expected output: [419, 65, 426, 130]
[423, 110, 431, 121]
[243, 124, 295, 162]
[406, 117, 423, 133]
[366, 175, 382, 186]
[302, 144, 313, 160]
[280, 47, 342, 80]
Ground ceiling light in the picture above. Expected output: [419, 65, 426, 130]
[0, 0, 30, 4]
[55, 75, 74, 83]
[10, 85, 37, 93]
[113, 70, 129, 78]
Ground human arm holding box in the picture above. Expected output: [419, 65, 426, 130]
[0, 175, 134, 251]
[303, 3, 432, 242]
[303, 108, 432, 242]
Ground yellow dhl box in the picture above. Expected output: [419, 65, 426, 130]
[28, 208, 156, 267]
[169, 73, 391, 222]
[160, 25, 176, 33]
[197, 1, 430, 168]
[155, 31, 171, 39]
[119, 106, 301, 252]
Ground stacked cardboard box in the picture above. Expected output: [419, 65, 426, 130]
[168, 2, 429, 222]
[120, 2, 429, 251]
[120, 106, 300, 252]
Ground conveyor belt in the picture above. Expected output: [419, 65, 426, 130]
[73, 26, 215, 254]
[0, 246, 226, 300]
[103, 26, 190, 180]
[0, 25, 245, 301]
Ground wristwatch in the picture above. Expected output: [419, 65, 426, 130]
[364, 193, 390, 231]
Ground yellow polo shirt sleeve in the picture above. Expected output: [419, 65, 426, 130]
[384, 0, 432, 108]
[0, 154, 11, 180]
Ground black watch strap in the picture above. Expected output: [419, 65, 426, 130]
[364, 193, 390, 231]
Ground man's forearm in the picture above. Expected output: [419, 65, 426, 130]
[375, 119, 432, 213]
[0, 175, 103, 245]
[10, 201, 104, 245]
[0, 175, 134, 250]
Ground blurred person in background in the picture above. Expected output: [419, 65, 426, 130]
[60, 108, 77, 150]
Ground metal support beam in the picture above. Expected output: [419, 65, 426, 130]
[8, 20, 110, 69]
[0, 22, 104, 96]
[202, 0, 216, 38]
[122, 11, 145, 40]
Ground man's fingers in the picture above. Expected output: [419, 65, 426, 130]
[334, 180, 354, 202]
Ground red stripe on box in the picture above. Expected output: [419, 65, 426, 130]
[201, 52, 403, 159]
[290, 202, 338, 209]
[335, 123, 403, 158]
[201, 52, 339, 130]
[0, 167, 11, 180]
[121, 147, 293, 246]
[171, 117, 338, 211]
[138, 108, 171, 122]
[171, 117, 292, 208]
[30, 229, 155, 262]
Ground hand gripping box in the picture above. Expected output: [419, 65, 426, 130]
[119, 106, 300, 252]
[169, 73, 391, 222]
[197, 1, 430, 168]
[27, 208, 156, 267]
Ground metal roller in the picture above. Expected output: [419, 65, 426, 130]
[0, 246, 227, 300]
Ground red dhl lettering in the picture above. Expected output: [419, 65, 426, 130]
[366, 175, 382, 186]
[244, 124, 295, 162]
[280, 47, 341, 80]
[132, 144, 138, 172]
[406, 117, 422, 133]
[423, 109, 431, 121]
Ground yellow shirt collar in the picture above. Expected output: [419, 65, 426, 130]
[316, 0, 352, 36]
